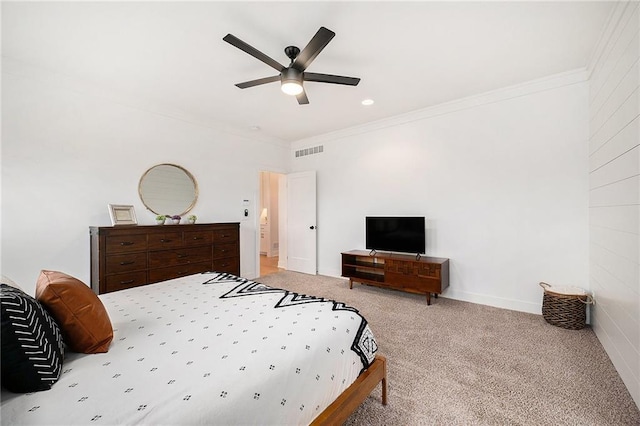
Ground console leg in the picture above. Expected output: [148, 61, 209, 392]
[349, 279, 353, 290]
[426, 293, 431, 305]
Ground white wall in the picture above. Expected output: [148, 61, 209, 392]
[587, 1, 639, 407]
[1, 60, 289, 294]
[291, 71, 590, 315]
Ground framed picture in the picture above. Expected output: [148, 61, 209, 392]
[108, 204, 138, 226]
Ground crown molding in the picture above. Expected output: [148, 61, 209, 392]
[292, 68, 588, 149]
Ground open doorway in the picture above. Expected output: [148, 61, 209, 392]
[258, 171, 285, 276]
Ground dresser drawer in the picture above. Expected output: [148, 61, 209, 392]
[184, 230, 213, 245]
[105, 234, 147, 254]
[212, 257, 239, 274]
[148, 232, 183, 249]
[105, 271, 147, 293]
[105, 252, 147, 274]
[213, 228, 238, 243]
[148, 246, 212, 268]
[148, 261, 211, 283]
[213, 242, 238, 259]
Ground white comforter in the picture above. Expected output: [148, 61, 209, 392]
[1, 272, 377, 425]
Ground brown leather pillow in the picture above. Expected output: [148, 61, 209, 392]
[36, 270, 113, 354]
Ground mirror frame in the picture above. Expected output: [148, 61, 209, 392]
[138, 163, 199, 216]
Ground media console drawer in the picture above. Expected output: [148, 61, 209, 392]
[384, 272, 441, 293]
[341, 250, 449, 305]
[90, 223, 240, 294]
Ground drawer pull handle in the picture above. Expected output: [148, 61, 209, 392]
[221, 263, 229, 267]
[120, 279, 134, 285]
[160, 239, 172, 243]
[119, 261, 135, 265]
[192, 237, 203, 240]
[177, 254, 188, 258]
[120, 242, 134, 246]
[221, 234, 229, 238]
[177, 271, 188, 275]
[220, 249, 227, 253]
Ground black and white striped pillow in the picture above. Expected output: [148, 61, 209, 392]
[1, 283, 65, 392]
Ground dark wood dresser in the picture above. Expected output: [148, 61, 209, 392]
[90, 223, 240, 294]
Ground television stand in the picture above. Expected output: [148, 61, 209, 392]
[341, 250, 449, 305]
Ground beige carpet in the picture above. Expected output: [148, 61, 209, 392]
[257, 271, 640, 426]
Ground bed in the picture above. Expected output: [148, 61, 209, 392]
[1, 271, 387, 425]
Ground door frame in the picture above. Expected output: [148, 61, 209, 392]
[255, 170, 286, 278]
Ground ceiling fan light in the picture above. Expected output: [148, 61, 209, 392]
[281, 81, 303, 96]
[281, 68, 303, 96]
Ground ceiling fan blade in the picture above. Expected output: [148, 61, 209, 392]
[235, 75, 280, 89]
[296, 90, 309, 105]
[303, 72, 360, 86]
[292, 27, 335, 71]
[223, 34, 285, 72]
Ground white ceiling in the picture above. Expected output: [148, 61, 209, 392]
[2, 1, 613, 143]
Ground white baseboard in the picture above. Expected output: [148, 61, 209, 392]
[320, 268, 541, 315]
[440, 288, 541, 315]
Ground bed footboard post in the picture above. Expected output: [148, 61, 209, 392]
[381, 355, 388, 405]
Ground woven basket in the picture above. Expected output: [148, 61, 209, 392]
[540, 282, 593, 330]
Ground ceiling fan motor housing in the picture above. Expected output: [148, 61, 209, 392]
[281, 67, 303, 84]
[284, 45, 301, 62]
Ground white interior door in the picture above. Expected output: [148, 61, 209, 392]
[287, 171, 317, 275]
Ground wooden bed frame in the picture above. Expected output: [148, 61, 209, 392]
[311, 355, 388, 425]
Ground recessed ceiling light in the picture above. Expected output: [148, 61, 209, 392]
[361, 99, 374, 106]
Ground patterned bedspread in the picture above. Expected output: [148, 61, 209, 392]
[0, 272, 378, 425]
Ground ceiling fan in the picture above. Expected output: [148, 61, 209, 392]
[223, 27, 360, 105]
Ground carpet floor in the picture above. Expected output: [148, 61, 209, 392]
[257, 271, 640, 426]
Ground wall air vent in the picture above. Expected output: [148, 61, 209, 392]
[295, 145, 324, 158]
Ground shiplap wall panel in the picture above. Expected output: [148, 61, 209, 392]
[593, 305, 639, 400]
[591, 239, 638, 291]
[590, 176, 639, 206]
[591, 225, 639, 266]
[591, 290, 639, 377]
[591, 263, 639, 325]
[587, 0, 640, 407]
[589, 117, 639, 170]
[590, 87, 639, 152]
[590, 4, 639, 102]
[591, 56, 639, 133]
[590, 205, 639, 233]
[590, 145, 639, 188]
[590, 278, 639, 351]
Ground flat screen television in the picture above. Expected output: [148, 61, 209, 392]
[365, 216, 425, 254]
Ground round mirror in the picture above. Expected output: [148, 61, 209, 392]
[138, 163, 198, 215]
